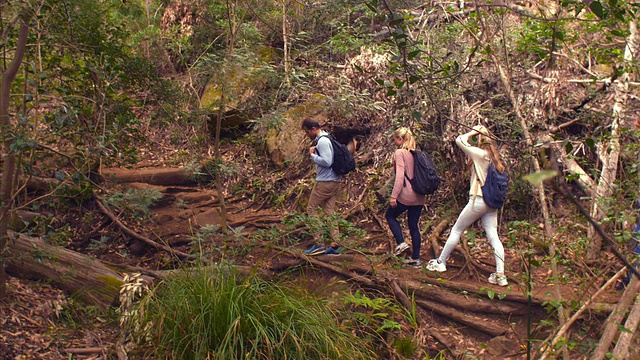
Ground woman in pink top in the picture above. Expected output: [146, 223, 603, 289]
[386, 127, 426, 268]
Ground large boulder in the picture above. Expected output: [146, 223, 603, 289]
[265, 94, 328, 167]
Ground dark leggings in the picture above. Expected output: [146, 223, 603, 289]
[385, 202, 423, 260]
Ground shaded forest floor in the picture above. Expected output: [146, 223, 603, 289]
[0, 130, 636, 359]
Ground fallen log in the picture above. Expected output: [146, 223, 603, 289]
[101, 167, 197, 186]
[4, 232, 123, 310]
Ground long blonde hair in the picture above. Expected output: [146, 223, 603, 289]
[469, 127, 505, 173]
[392, 127, 417, 151]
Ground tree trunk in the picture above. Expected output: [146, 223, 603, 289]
[587, 18, 638, 258]
[0, 11, 32, 299]
[4, 232, 123, 310]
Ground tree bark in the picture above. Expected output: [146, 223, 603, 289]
[0, 10, 32, 299]
[587, 18, 638, 257]
[591, 276, 640, 360]
[611, 290, 640, 359]
[101, 167, 197, 186]
[4, 232, 123, 309]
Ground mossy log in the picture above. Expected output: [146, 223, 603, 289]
[4, 232, 123, 310]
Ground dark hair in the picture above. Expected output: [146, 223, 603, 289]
[301, 119, 320, 130]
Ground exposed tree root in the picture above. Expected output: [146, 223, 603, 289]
[95, 195, 192, 260]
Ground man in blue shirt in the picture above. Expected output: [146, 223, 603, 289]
[301, 119, 342, 256]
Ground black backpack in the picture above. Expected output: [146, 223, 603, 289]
[316, 135, 356, 175]
[480, 162, 508, 209]
[404, 150, 440, 195]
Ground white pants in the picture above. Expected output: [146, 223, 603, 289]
[438, 196, 505, 273]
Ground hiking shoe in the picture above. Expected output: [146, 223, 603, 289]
[488, 273, 508, 286]
[426, 259, 447, 272]
[304, 244, 326, 256]
[325, 246, 341, 256]
[403, 258, 422, 268]
[393, 242, 410, 256]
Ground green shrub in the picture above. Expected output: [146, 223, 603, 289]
[124, 267, 377, 359]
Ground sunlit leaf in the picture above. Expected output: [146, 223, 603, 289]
[522, 170, 559, 185]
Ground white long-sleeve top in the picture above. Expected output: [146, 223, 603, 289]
[455, 131, 491, 197]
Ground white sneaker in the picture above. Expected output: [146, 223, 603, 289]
[393, 242, 410, 256]
[488, 273, 508, 286]
[426, 259, 446, 272]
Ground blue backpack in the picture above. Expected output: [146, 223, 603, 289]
[481, 162, 508, 209]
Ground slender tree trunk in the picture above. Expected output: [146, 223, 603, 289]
[587, 18, 638, 258]
[282, 0, 290, 87]
[0, 11, 31, 299]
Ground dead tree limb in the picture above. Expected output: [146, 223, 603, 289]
[611, 290, 640, 359]
[539, 267, 626, 360]
[590, 276, 640, 360]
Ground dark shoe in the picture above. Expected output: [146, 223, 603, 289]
[403, 258, 422, 268]
[325, 246, 341, 256]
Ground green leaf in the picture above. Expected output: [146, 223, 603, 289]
[564, 142, 573, 153]
[530, 259, 541, 267]
[412, 111, 422, 120]
[522, 170, 559, 185]
[353, 64, 364, 73]
[487, 290, 495, 299]
[610, 29, 626, 37]
[364, 1, 378, 13]
[617, 324, 633, 333]
[55, 171, 65, 181]
[409, 75, 420, 84]
[389, 17, 405, 26]
[386, 89, 397, 96]
[590, 1, 604, 18]
[407, 50, 420, 60]
[393, 78, 405, 89]
[585, 138, 595, 149]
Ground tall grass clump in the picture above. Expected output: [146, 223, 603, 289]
[123, 266, 377, 359]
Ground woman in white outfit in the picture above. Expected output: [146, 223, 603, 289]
[426, 125, 508, 286]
